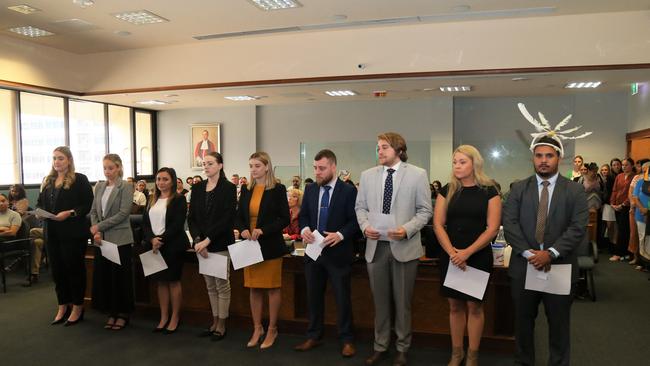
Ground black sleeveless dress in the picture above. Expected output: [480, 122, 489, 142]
[439, 184, 499, 302]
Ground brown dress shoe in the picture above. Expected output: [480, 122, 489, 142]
[393, 352, 407, 366]
[365, 351, 388, 366]
[293, 338, 322, 351]
[341, 343, 356, 357]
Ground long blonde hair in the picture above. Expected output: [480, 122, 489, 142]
[445, 145, 495, 206]
[41, 146, 76, 190]
[248, 151, 277, 190]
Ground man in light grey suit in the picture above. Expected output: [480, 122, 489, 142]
[503, 136, 588, 366]
[356, 132, 432, 366]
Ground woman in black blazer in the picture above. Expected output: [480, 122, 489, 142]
[188, 152, 237, 341]
[142, 167, 190, 334]
[37, 146, 93, 326]
[235, 152, 290, 349]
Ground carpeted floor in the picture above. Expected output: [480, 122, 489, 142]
[0, 254, 648, 366]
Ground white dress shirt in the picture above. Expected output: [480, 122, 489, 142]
[149, 198, 167, 236]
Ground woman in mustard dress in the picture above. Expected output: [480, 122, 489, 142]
[235, 152, 290, 349]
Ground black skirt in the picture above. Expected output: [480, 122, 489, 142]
[92, 245, 135, 314]
[150, 246, 184, 282]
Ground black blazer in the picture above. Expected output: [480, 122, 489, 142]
[37, 173, 93, 240]
[299, 178, 360, 266]
[235, 183, 290, 260]
[503, 174, 588, 283]
[142, 194, 190, 254]
[188, 177, 237, 252]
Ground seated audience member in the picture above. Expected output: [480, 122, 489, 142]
[136, 180, 150, 202]
[283, 188, 303, 241]
[28, 226, 45, 283]
[0, 194, 22, 240]
[129, 179, 147, 213]
[8, 184, 29, 215]
[291, 175, 302, 190]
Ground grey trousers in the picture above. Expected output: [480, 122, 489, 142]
[366, 242, 419, 353]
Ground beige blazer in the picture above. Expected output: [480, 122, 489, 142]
[90, 179, 134, 246]
[355, 162, 432, 263]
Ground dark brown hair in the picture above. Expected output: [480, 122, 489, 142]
[377, 132, 408, 162]
[314, 149, 337, 165]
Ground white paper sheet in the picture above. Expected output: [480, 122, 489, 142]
[99, 240, 121, 265]
[305, 230, 327, 261]
[139, 250, 168, 277]
[186, 230, 194, 244]
[368, 212, 396, 241]
[196, 252, 229, 280]
[34, 208, 57, 220]
[228, 240, 264, 270]
[443, 260, 491, 300]
[524, 263, 571, 295]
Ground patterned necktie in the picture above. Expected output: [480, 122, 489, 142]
[535, 180, 550, 245]
[382, 168, 395, 214]
[318, 185, 331, 233]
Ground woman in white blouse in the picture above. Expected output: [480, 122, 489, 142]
[90, 154, 134, 330]
[142, 167, 190, 334]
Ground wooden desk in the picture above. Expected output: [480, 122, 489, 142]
[85, 248, 514, 351]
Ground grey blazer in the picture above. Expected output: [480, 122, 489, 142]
[355, 162, 432, 263]
[90, 180, 134, 246]
[503, 174, 588, 282]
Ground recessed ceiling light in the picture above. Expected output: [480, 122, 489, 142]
[8, 26, 54, 37]
[7, 4, 41, 14]
[224, 95, 263, 101]
[325, 90, 357, 97]
[439, 86, 472, 92]
[564, 81, 602, 89]
[249, 0, 302, 11]
[72, 0, 95, 8]
[135, 100, 169, 105]
[112, 10, 169, 25]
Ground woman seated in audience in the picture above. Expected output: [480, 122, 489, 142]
[136, 180, 149, 202]
[142, 167, 190, 334]
[188, 152, 237, 341]
[610, 158, 635, 262]
[7, 184, 45, 283]
[235, 152, 290, 349]
[578, 163, 604, 210]
[90, 154, 135, 330]
[283, 188, 303, 241]
[8, 184, 29, 215]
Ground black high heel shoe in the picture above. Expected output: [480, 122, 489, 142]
[153, 318, 170, 333]
[163, 320, 181, 335]
[51, 307, 71, 325]
[64, 309, 85, 327]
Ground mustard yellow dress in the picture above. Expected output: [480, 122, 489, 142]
[243, 184, 283, 288]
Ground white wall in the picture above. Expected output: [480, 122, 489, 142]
[157, 106, 256, 181]
[256, 98, 454, 181]
[628, 83, 650, 133]
[454, 93, 628, 186]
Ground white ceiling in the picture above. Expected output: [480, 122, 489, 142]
[80, 68, 650, 110]
[0, 0, 648, 54]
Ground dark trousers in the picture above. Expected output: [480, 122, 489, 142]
[91, 245, 135, 315]
[304, 257, 353, 342]
[48, 232, 87, 306]
[614, 209, 631, 257]
[511, 279, 573, 366]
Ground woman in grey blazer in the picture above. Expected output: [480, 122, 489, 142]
[90, 154, 135, 330]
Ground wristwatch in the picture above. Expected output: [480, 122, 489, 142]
[69, 209, 77, 217]
[547, 249, 558, 260]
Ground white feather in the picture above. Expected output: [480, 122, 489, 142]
[537, 112, 552, 130]
[562, 132, 592, 140]
[518, 103, 545, 132]
[554, 114, 572, 131]
[557, 126, 582, 135]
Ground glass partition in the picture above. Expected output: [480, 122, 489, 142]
[274, 165, 300, 188]
[69, 100, 106, 181]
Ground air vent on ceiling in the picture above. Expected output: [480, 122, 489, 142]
[51, 18, 98, 32]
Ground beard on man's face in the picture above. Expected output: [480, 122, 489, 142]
[317, 173, 334, 186]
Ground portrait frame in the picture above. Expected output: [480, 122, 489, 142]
[190, 123, 221, 170]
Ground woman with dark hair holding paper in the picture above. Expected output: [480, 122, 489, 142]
[188, 152, 237, 341]
[142, 167, 190, 334]
[90, 154, 134, 330]
[235, 152, 290, 349]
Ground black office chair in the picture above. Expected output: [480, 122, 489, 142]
[576, 235, 597, 302]
[0, 221, 32, 293]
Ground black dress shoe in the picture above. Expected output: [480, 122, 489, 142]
[211, 329, 227, 342]
[365, 351, 389, 366]
[51, 307, 71, 325]
[153, 319, 170, 333]
[64, 310, 85, 327]
[163, 321, 180, 335]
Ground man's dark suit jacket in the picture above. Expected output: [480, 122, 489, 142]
[298, 178, 360, 267]
[503, 174, 588, 283]
[188, 177, 237, 253]
[235, 183, 290, 261]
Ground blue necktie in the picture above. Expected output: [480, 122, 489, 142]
[383, 168, 395, 214]
[318, 185, 331, 233]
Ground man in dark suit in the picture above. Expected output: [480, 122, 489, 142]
[294, 149, 360, 357]
[503, 136, 588, 366]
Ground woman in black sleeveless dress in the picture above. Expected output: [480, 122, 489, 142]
[434, 145, 502, 366]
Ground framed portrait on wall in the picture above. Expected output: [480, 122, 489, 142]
[190, 124, 221, 169]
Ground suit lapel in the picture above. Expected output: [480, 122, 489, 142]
[527, 175, 539, 215]
[391, 163, 407, 206]
[375, 166, 384, 210]
[549, 176, 566, 218]
[328, 179, 342, 215]
[95, 183, 106, 217]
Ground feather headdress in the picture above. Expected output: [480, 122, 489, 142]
[517, 103, 592, 157]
